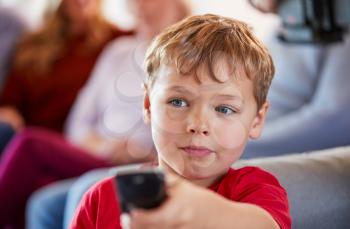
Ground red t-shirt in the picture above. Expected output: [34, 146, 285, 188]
[70, 167, 291, 229]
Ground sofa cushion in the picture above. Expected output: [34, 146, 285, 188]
[234, 146, 350, 229]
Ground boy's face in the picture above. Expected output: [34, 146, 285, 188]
[143, 59, 268, 186]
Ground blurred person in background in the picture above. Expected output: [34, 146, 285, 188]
[0, 7, 26, 92]
[0, 0, 131, 227]
[0, 0, 191, 229]
[0, 7, 26, 152]
[243, 0, 350, 157]
[0, 0, 130, 153]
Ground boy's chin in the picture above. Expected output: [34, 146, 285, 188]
[181, 164, 223, 180]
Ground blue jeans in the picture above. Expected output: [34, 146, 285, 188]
[26, 179, 75, 229]
[26, 168, 111, 229]
[0, 122, 15, 152]
[64, 168, 111, 228]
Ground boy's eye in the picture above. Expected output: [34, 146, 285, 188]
[215, 105, 235, 115]
[169, 98, 188, 108]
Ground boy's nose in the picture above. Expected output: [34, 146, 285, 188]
[186, 109, 210, 136]
[187, 124, 209, 136]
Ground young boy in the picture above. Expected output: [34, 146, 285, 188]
[70, 14, 291, 229]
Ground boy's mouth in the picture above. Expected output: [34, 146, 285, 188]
[180, 145, 214, 157]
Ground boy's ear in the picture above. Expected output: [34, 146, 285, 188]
[143, 83, 151, 124]
[248, 101, 269, 139]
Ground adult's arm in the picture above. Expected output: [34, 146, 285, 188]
[0, 70, 26, 130]
[244, 36, 350, 158]
[0, 7, 26, 88]
[65, 38, 154, 162]
[64, 40, 120, 143]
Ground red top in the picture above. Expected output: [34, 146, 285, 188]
[0, 28, 131, 132]
[70, 167, 291, 229]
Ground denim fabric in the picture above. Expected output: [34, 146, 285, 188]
[64, 168, 111, 228]
[25, 168, 111, 229]
[0, 122, 15, 153]
[27, 179, 75, 229]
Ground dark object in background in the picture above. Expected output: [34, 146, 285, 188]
[277, 0, 350, 43]
[115, 168, 167, 213]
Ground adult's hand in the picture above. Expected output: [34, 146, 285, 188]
[0, 106, 24, 131]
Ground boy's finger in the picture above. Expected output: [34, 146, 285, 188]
[120, 213, 131, 229]
[130, 209, 161, 227]
[164, 170, 183, 189]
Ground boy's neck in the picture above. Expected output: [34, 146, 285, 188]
[158, 161, 227, 188]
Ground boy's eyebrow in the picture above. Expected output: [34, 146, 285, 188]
[216, 94, 244, 102]
[166, 86, 244, 102]
[166, 85, 195, 95]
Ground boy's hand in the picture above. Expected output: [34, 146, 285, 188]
[121, 172, 280, 229]
[125, 173, 211, 229]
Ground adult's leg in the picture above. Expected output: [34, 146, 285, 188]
[26, 178, 76, 229]
[26, 168, 111, 229]
[63, 168, 112, 228]
[0, 127, 111, 228]
[0, 122, 15, 153]
[63, 164, 142, 228]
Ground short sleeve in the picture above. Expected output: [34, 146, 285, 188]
[212, 167, 291, 229]
[232, 167, 291, 229]
[69, 177, 122, 229]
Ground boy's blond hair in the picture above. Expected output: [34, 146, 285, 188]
[145, 14, 275, 109]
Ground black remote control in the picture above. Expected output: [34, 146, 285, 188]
[114, 168, 167, 213]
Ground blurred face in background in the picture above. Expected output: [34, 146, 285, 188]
[61, 0, 101, 29]
[128, 0, 189, 39]
[249, 0, 278, 13]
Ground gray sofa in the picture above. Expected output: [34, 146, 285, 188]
[66, 146, 350, 228]
[236, 146, 350, 228]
